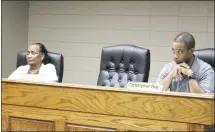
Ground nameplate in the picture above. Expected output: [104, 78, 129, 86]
[126, 82, 163, 91]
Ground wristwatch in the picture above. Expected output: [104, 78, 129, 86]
[188, 73, 197, 80]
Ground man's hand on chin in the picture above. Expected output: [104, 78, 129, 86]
[178, 62, 193, 77]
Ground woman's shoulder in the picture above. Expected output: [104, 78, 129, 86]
[41, 63, 56, 71]
[10, 65, 29, 75]
[43, 63, 55, 68]
[40, 63, 57, 77]
[17, 65, 29, 70]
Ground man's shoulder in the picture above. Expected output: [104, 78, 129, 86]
[163, 61, 175, 70]
[197, 58, 213, 71]
[195, 58, 214, 76]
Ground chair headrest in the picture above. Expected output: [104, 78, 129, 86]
[194, 48, 214, 70]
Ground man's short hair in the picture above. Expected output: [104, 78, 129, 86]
[174, 32, 195, 49]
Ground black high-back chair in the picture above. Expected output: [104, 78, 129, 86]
[97, 44, 150, 88]
[194, 48, 214, 69]
[17, 51, 64, 82]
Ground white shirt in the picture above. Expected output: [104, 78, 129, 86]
[8, 63, 58, 83]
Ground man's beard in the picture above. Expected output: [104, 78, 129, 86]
[184, 58, 190, 64]
[175, 60, 183, 64]
[175, 58, 190, 64]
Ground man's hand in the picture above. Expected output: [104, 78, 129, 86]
[178, 62, 190, 69]
[169, 65, 183, 79]
[181, 68, 193, 77]
[178, 62, 193, 77]
[170, 62, 193, 79]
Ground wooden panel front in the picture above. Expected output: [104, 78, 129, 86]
[2, 115, 9, 131]
[187, 124, 204, 131]
[2, 104, 189, 131]
[2, 79, 214, 131]
[9, 117, 54, 131]
[66, 124, 115, 131]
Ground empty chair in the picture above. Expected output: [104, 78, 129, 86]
[97, 44, 150, 88]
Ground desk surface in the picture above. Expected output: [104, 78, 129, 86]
[2, 78, 214, 99]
